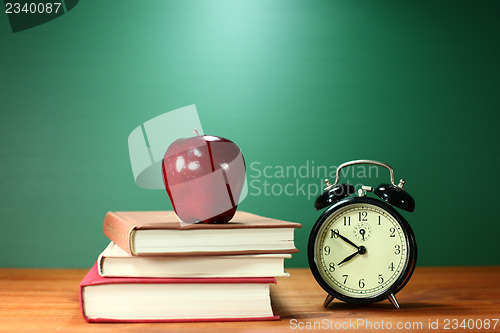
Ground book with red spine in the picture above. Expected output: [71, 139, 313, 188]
[80, 263, 279, 323]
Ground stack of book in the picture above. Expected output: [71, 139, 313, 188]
[79, 211, 301, 322]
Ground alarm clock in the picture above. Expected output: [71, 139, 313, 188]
[308, 160, 416, 309]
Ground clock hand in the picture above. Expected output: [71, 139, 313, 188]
[359, 228, 366, 241]
[338, 246, 367, 266]
[338, 251, 359, 266]
[336, 232, 359, 249]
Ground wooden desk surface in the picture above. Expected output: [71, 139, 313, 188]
[1, 267, 499, 332]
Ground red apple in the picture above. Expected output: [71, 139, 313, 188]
[161, 130, 246, 224]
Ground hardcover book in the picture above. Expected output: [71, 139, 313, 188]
[98, 242, 291, 278]
[103, 210, 301, 256]
[80, 263, 279, 323]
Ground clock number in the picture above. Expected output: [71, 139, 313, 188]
[343, 216, 351, 226]
[378, 216, 381, 225]
[395, 245, 401, 255]
[359, 279, 365, 288]
[324, 245, 331, 255]
[328, 262, 335, 272]
[358, 211, 367, 221]
[330, 229, 339, 238]
[389, 227, 396, 237]
[342, 274, 348, 284]
[378, 274, 384, 284]
[388, 262, 395, 271]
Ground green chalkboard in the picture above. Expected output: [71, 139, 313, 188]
[0, 0, 499, 268]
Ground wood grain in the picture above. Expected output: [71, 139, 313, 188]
[0, 267, 499, 332]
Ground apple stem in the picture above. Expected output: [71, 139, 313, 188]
[193, 129, 200, 136]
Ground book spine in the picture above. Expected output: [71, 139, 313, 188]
[103, 212, 135, 255]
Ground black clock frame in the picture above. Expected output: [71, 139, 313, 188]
[308, 196, 417, 305]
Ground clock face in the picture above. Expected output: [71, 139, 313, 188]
[313, 202, 410, 299]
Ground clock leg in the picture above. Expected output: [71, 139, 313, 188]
[388, 293, 400, 309]
[323, 294, 335, 308]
